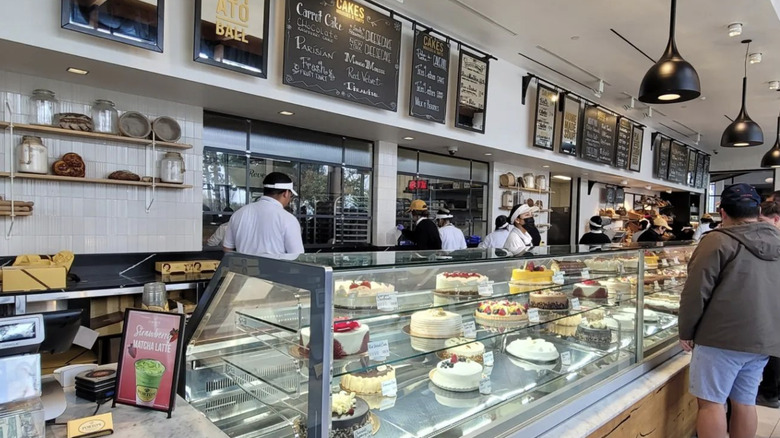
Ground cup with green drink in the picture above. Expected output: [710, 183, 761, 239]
[134, 359, 166, 406]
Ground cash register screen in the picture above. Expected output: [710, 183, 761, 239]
[0, 321, 37, 343]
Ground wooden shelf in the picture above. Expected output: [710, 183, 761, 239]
[0, 121, 192, 150]
[0, 172, 192, 189]
[498, 185, 552, 194]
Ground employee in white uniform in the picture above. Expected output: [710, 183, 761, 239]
[223, 172, 304, 256]
[436, 208, 467, 250]
[504, 204, 538, 255]
[479, 215, 510, 249]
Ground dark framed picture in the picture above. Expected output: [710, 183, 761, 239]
[629, 126, 644, 172]
[533, 84, 558, 150]
[194, 0, 270, 78]
[455, 51, 490, 133]
[409, 30, 450, 124]
[656, 138, 671, 180]
[61, 0, 165, 52]
[113, 308, 185, 418]
[559, 94, 582, 156]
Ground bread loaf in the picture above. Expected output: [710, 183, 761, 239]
[108, 170, 141, 181]
[52, 152, 85, 177]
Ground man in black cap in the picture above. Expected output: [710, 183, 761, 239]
[399, 200, 442, 250]
[680, 183, 780, 438]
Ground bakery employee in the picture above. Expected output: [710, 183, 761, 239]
[400, 200, 442, 250]
[223, 172, 304, 255]
[436, 208, 467, 250]
[631, 218, 651, 242]
[692, 213, 715, 242]
[479, 215, 511, 249]
[579, 216, 612, 245]
[637, 217, 672, 243]
[504, 204, 538, 255]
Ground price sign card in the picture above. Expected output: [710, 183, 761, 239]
[463, 321, 477, 338]
[368, 340, 390, 361]
[528, 308, 540, 323]
[553, 271, 565, 285]
[478, 281, 494, 297]
[673, 257, 681, 265]
[653, 280, 660, 291]
[381, 379, 397, 397]
[354, 422, 372, 438]
[561, 351, 571, 366]
[581, 269, 591, 280]
[479, 376, 491, 395]
[571, 298, 581, 311]
[662, 259, 670, 267]
[483, 351, 494, 367]
[376, 293, 399, 311]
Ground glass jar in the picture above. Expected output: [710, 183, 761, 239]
[160, 152, 185, 184]
[142, 282, 169, 312]
[29, 89, 58, 126]
[91, 99, 119, 134]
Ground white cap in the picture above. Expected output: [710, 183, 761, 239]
[510, 205, 539, 224]
[264, 182, 298, 196]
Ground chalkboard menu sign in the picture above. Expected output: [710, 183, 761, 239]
[581, 105, 617, 165]
[605, 186, 616, 204]
[283, 0, 402, 111]
[560, 94, 581, 156]
[686, 148, 697, 187]
[656, 138, 671, 180]
[694, 152, 706, 188]
[409, 30, 449, 123]
[629, 126, 643, 172]
[455, 51, 489, 133]
[615, 118, 632, 169]
[615, 187, 625, 204]
[533, 84, 558, 150]
[702, 155, 711, 188]
[667, 141, 688, 184]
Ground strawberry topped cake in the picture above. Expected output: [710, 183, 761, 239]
[435, 272, 488, 296]
[334, 280, 396, 309]
[475, 300, 528, 326]
[300, 317, 369, 359]
[572, 280, 608, 299]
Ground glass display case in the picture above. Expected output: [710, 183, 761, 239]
[183, 245, 692, 438]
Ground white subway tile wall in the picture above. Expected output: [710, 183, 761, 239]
[0, 71, 203, 255]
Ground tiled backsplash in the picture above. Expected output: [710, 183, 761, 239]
[0, 71, 203, 255]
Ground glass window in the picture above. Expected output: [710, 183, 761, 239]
[418, 152, 471, 181]
[250, 120, 342, 164]
[472, 161, 489, 183]
[343, 138, 372, 168]
[203, 113, 248, 151]
[397, 148, 418, 174]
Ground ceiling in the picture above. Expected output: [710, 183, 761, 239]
[377, 0, 780, 168]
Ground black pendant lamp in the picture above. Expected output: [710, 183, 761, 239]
[638, 0, 701, 104]
[721, 39, 764, 147]
[761, 115, 780, 167]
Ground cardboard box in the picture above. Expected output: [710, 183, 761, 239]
[2, 266, 66, 292]
[155, 260, 219, 274]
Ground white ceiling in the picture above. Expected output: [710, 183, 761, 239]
[378, 0, 780, 168]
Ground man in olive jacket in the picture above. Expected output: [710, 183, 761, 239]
[680, 183, 780, 438]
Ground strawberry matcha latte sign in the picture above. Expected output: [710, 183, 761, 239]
[113, 309, 186, 418]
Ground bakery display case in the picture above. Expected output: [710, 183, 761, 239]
[183, 246, 691, 438]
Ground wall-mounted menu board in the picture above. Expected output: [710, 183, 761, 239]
[615, 187, 625, 204]
[581, 105, 617, 165]
[686, 148, 698, 187]
[702, 155, 711, 188]
[409, 30, 449, 123]
[559, 94, 581, 156]
[656, 138, 671, 180]
[667, 141, 688, 184]
[283, 0, 402, 111]
[533, 84, 558, 150]
[629, 126, 643, 172]
[694, 152, 706, 188]
[614, 118, 632, 169]
[455, 51, 489, 133]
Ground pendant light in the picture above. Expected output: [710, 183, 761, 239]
[721, 40, 764, 147]
[761, 114, 780, 167]
[638, 0, 701, 104]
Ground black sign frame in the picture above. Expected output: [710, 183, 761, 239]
[455, 50, 490, 134]
[614, 117, 633, 170]
[629, 126, 644, 172]
[409, 29, 450, 124]
[580, 104, 618, 165]
[61, 0, 165, 52]
[533, 83, 558, 150]
[559, 94, 582, 156]
[656, 137, 671, 180]
[667, 141, 688, 184]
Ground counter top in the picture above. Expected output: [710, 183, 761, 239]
[45, 388, 227, 438]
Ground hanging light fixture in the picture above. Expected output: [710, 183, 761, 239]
[761, 114, 780, 167]
[721, 39, 764, 147]
[638, 0, 701, 104]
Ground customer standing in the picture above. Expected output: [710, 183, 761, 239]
[436, 208, 467, 250]
[504, 204, 538, 255]
[756, 200, 780, 409]
[679, 183, 780, 438]
[578, 216, 611, 245]
[400, 200, 442, 250]
[479, 215, 511, 249]
[223, 172, 304, 255]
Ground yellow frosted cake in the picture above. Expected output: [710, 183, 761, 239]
[510, 262, 554, 294]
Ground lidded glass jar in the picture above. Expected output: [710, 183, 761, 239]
[160, 152, 185, 184]
[91, 99, 119, 134]
[30, 89, 58, 126]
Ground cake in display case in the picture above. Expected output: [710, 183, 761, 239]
[183, 244, 695, 438]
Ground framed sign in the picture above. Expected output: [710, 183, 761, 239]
[580, 105, 617, 165]
[686, 148, 698, 187]
[614, 118, 632, 170]
[559, 94, 581, 156]
[629, 126, 644, 172]
[455, 51, 490, 133]
[194, 0, 270, 77]
[409, 30, 450, 123]
[655, 138, 671, 180]
[61, 0, 165, 52]
[113, 309, 185, 418]
[533, 84, 558, 150]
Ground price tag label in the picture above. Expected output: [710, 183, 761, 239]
[483, 351, 494, 367]
[616, 292, 624, 303]
[528, 308, 540, 323]
[653, 280, 660, 291]
[463, 321, 477, 338]
[177, 301, 184, 314]
[662, 259, 670, 267]
[379, 396, 396, 411]
[478, 281, 494, 297]
[561, 351, 572, 366]
[581, 269, 591, 280]
[483, 365, 493, 377]
[376, 293, 399, 311]
[553, 271, 565, 285]
[479, 376, 492, 395]
[381, 378, 397, 397]
[673, 257, 680, 265]
[354, 423, 372, 438]
[618, 264, 626, 275]
[368, 340, 390, 361]
[571, 298, 581, 311]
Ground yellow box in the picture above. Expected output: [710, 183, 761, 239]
[67, 412, 113, 438]
[2, 266, 67, 292]
[155, 260, 219, 274]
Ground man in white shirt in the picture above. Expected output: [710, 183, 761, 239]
[436, 208, 467, 250]
[223, 172, 304, 256]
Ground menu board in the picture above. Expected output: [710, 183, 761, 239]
[686, 148, 698, 187]
[694, 152, 706, 188]
[702, 155, 711, 188]
[615, 187, 625, 204]
[409, 30, 449, 123]
[455, 51, 489, 133]
[614, 118, 632, 169]
[605, 186, 616, 204]
[629, 126, 643, 172]
[559, 94, 581, 156]
[283, 0, 402, 111]
[533, 84, 558, 150]
[581, 105, 617, 165]
[656, 138, 671, 180]
[667, 141, 688, 184]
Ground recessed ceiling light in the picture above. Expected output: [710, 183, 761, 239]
[403, 136, 414, 141]
[728, 22, 743, 38]
[484, 153, 492, 156]
[279, 110, 294, 116]
[770, 81, 780, 91]
[700, 96, 706, 100]
[66, 67, 89, 75]
[645, 185, 653, 190]
[552, 175, 572, 181]
[542, 165, 550, 168]
[749, 52, 762, 64]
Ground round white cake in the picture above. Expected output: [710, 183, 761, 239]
[334, 280, 396, 308]
[443, 337, 485, 362]
[506, 337, 559, 362]
[435, 272, 488, 294]
[300, 320, 369, 359]
[430, 357, 483, 391]
[410, 309, 463, 338]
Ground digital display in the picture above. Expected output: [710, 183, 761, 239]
[0, 322, 36, 343]
[407, 179, 429, 191]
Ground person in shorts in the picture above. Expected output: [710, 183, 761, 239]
[680, 183, 780, 438]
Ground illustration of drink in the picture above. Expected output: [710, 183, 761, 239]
[134, 359, 166, 406]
